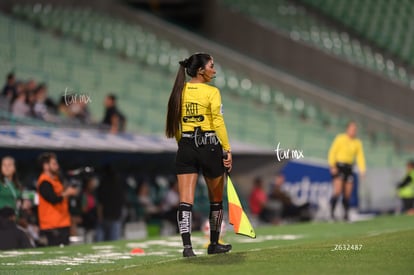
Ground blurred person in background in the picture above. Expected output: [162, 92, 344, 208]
[328, 121, 366, 221]
[102, 94, 126, 134]
[25, 88, 37, 118]
[165, 53, 233, 257]
[58, 95, 92, 124]
[37, 152, 79, 246]
[33, 83, 58, 122]
[58, 95, 72, 119]
[81, 176, 98, 233]
[269, 173, 311, 222]
[25, 79, 37, 95]
[11, 83, 31, 117]
[136, 179, 161, 222]
[18, 197, 42, 247]
[134, 178, 169, 236]
[249, 177, 269, 222]
[95, 164, 125, 242]
[72, 101, 92, 124]
[161, 177, 180, 231]
[0, 206, 32, 250]
[1, 156, 41, 247]
[0, 156, 22, 212]
[1, 72, 16, 103]
[396, 160, 414, 214]
[68, 189, 83, 238]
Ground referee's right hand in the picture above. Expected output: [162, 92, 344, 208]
[223, 151, 232, 172]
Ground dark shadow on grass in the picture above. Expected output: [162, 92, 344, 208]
[185, 252, 247, 265]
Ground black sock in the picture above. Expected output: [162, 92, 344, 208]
[177, 202, 192, 248]
[330, 196, 339, 218]
[209, 202, 223, 245]
[342, 198, 350, 218]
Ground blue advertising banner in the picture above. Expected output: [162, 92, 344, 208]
[280, 160, 359, 207]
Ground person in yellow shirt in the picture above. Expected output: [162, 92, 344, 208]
[328, 121, 366, 221]
[396, 160, 414, 213]
[166, 53, 232, 257]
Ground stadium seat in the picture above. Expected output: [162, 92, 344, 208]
[298, 0, 414, 71]
[1, 5, 407, 168]
[221, 0, 413, 87]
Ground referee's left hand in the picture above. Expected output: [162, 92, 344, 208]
[223, 151, 232, 172]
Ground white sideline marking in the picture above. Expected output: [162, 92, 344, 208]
[0, 234, 303, 267]
[236, 234, 303, 243]
[0, 251, 44, 258]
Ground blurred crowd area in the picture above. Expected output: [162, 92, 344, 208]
[1, 152, 412, 250]
[0, 154, 183, 249]
[248, 174, 313, 226]
[0, 152, 315, 250]
[1, 72, 126, 134]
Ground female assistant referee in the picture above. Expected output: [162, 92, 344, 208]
[166, 53, 232, 257]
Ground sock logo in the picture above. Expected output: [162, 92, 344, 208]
[209, 210, 222, 232]
[179, 211, 191, 234]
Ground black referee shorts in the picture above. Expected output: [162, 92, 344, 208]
[332, 162, 354, 183]
[176, 137, 225, 178]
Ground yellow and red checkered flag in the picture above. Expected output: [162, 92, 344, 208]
[227, 174, 256, 238]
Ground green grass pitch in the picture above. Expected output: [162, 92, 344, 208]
[0, 215, 413, 274]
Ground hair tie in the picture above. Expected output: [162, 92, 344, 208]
[179, 58, 189, 68]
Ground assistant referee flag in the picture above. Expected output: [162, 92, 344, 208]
[227, 174, 256, 238]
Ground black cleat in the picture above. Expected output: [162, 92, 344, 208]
[183, 247, 196, 257]
[207, 243, 232, 255]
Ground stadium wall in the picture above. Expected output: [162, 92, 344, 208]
[281, 160, 402, 214]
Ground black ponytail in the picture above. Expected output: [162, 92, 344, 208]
[165, 53, 212, 138]
[165, 61, 187, 138]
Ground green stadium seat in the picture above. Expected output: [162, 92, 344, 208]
[3, 5, 409, 167]
[222, 0, 414, 89]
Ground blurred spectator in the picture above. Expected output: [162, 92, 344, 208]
[397, 160, 414, 213]
[1, 72, 16, 102]
[0, 206, 33, 250]
[161, 177, 179, 232]
[18, 197, 43, 247]
[58, 95, 72, 119]
[81, 177, 98, 232]
[58, 96, 92, 124]
[26, 89, 37, 117]
[11, 83, 31, 117]
[249, 177, 268, 219]
[249, 176, 281, 224]
[136, 179, 161, 222]
[102, 94, 126, 134]
[0, 156, 22, 212]
[269, 174, 311, 222]
[75, 101, 92, 124]
[25, 79, 37, 95]
[37, 152, 79, 246]
[95, 164, 125, 241]
[68, 189, 83, 238]
[33, 84, 58, 122]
